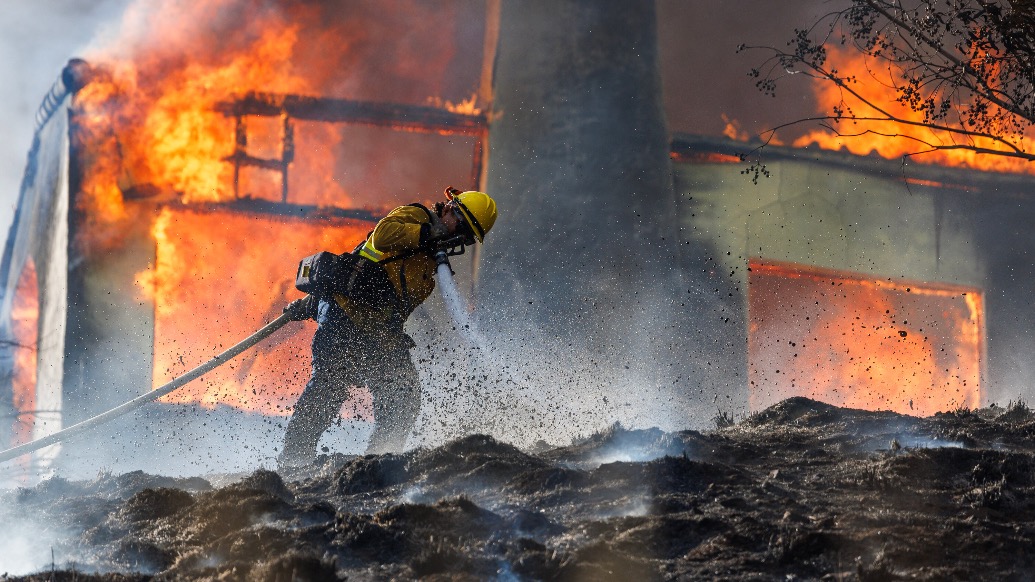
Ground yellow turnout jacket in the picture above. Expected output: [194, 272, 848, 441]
[332, 205, 437, 330]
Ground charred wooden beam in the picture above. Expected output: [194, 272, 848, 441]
[214, 92, 487, 136]
[223, 151, 284, 173]
[162, 198, 379, 224]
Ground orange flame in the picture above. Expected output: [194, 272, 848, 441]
[71, 0, 477, 217]
[795, 45, 1035, 174]
[75, 15, 317, 205]
[137, 208, 374, 419]
[428, 94, 482, 116]
[722, 114, 748, 141]
[749, 260, 983, 416]
[10, 260, 39, 446]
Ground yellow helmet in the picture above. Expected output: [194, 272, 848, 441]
[447, 189, 497, 243]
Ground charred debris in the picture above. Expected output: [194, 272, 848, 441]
[5, 397, 1035, 581]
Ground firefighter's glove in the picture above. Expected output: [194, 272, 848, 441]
[420, 221, 451, 249]
[428, 222, 450, 242]
[285, 295, 319, 321]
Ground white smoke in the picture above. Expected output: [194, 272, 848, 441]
[0, 493, 71, 575]
[417, 260, 708, 449]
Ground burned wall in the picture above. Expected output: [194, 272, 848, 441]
[62, 129, 156, 427]
[673, 135, 1035, 413]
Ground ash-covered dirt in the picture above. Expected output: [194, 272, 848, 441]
[6, 397, 1035, 581]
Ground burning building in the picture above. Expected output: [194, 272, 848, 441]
[2, 0, 1035, 475]
[670, 134, 1021, 418]
[0, 0, 492, 475]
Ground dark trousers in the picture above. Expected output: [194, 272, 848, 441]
[279, 299, 420, 465]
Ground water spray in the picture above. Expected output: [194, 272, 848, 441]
[433, 250, 538, 399]
[435, 250, 483, 347]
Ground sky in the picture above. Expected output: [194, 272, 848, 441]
[0, 0, 132, 245]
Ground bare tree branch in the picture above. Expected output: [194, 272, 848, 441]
[860, 0, 1026, 117]
[746, 0, 1035, 171]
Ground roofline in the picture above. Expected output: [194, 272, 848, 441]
[670, 133, 1035, 196]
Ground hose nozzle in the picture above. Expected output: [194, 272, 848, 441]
[434, 250, 450, 267]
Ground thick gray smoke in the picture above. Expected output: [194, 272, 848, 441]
[657, 0, 848, 138]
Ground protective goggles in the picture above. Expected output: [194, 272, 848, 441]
[449, 202, 477, 245]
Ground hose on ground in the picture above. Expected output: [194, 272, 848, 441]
[0, 310, 297, 465]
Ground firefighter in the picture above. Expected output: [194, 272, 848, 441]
[278, 188, 497, 467]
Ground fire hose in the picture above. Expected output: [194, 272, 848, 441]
[0, 301, 307, 465]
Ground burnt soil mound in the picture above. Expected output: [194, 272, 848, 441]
[6, 397, 1035, 580]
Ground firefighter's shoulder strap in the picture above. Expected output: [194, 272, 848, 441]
[296, 204, 437, 308]
[354, 203, 437, 264]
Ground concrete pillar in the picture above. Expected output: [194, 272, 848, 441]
[477, 0, 690, 427]
[481, 0, 678, 320]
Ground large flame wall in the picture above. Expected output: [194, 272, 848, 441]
[74, 0, 485, 211]
[141, 208, 374, 419]
[748, 260, 983, 415]
[792, 46, 1035, 176]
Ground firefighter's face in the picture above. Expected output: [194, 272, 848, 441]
[443, 201, 476, 245]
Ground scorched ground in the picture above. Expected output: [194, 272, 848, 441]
[4, 397, 1035, 580]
